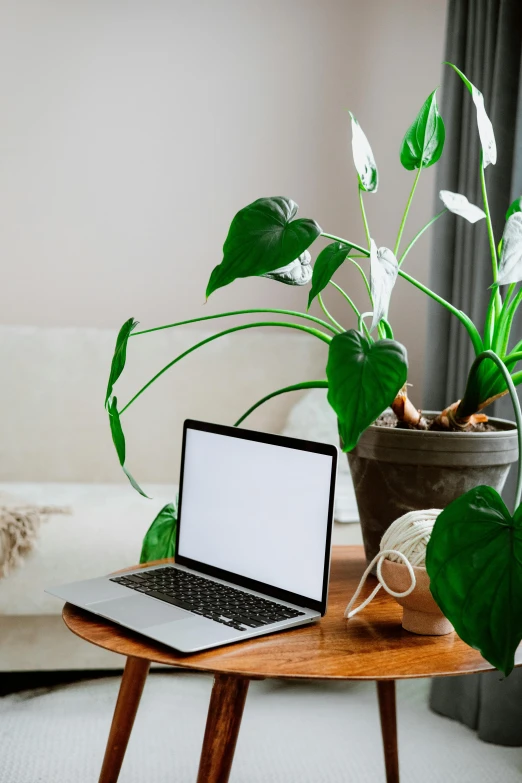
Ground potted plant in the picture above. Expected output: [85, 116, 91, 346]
[105, 63, 522, 675]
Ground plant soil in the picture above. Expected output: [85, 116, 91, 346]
[375, 410, 498, 432]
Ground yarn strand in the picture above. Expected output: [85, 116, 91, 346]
[344, 509, 441, 619]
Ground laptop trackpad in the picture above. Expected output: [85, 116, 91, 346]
[96, 594, 190, 629]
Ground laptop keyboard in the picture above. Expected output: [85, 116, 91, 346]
[110, 567, 305, 631]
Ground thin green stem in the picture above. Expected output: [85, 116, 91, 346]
[318, 293, 343, 333]
[328, 280, 371, 340]
[481, 155, 502, 337]
[459, 351, 522, 510]
[398, 269, 483, 356]
[399, 209, 447, 267]
[493, 287, 522, 356]
[347, 258, 373, 304]
[119, 321, 331, 416]
[359, 188, 371, 248]
[394, 164, 423, 256]
[131, 308, 338, 337]
[320, 233, 369, 257]
[234, 381, 329, 427]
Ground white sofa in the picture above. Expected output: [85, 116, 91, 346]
[0, 324, 361, 671]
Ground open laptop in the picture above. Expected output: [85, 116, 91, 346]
[47, 419, 338, 653]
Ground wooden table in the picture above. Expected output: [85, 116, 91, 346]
[62, 545, 521, 783]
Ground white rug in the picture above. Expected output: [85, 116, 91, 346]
[0, 673, 521, 782]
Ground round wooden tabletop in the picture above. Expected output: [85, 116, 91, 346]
[63, 545, 522, 681]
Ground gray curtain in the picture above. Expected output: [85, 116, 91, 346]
[424, 0, 522, 746]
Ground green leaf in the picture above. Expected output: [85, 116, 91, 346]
[206, 197, 322, 297]
[108, 398, 150, 498]
[426, 486, 522, 676]
[506, 197, 522, 222]
[326, 330, 408, 451]
[262, 251, 312, 286]
[140, 501, 178, 564]
[105, 318, 138, 408]
[400, 89, 445, 170]
[349, 113, 378, 192]
[308, 242, 353, 308]
[446, 63, 496, 167]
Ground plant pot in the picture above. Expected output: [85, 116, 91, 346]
[348, 412, 518, 565]
[380, 559, 453, 635]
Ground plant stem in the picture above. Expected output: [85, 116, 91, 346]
[481, 156, 502, 342]
[394, 164, 423, 256]
[320, 233, 369, 257]
[318, 293, 343, 332]
[398, 269, 483, 356]
[460, 351, 522, 510]
[119, 321, 331, 416]
[328, 281, 371, 339]
[131, 308, 338, 337]
[234, 380, 329, 427]
[359, 188, 371, 248]
[399, 209, 447, 267]
[347, 258, 373, 304]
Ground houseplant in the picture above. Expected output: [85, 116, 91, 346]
[105, 63, 522, 674]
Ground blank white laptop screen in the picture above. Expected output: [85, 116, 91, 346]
[178, 428, 335, 602]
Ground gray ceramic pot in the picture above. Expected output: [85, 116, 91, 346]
[347, 413, 518, 565]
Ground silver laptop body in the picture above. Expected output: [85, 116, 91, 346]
[47, 419, 338, 653]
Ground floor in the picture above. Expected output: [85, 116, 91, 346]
[0, 671, 521, 782]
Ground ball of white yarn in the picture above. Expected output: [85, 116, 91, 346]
[344, 508, 442, 619]
[380, 509, 442, 568]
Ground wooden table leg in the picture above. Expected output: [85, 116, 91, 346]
[98, 656, 151, 783]
[196, 673, 250, 783]
[376, 680, 399, 783]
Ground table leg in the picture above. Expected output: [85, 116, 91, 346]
[98, 656, 151, 783]
[196, 673, 250, 783]
[376, 680, 399, 783]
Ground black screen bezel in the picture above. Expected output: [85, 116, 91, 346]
[174, 419, 337, 616]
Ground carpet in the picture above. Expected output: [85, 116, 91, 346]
[0, 672, 521, 782]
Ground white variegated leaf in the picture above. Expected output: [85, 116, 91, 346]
[471, 86, 497, 168]
[370, 240, 398, 331]
[439, 190, 486, 223]
[350, 112, 378, 193]
[448, 64, 497, 168]
[497, 213, 522, 285]
[262, 250, 312, 286]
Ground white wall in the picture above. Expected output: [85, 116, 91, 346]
[0, 0, 447, 405]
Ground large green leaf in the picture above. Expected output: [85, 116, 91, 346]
[426, 486, 522, 676]
[349, 113, 378, 193]
[206, 197, 322, 297]
[140, 501, 178, 564]
[105, 318, 138, 408]
[108, 398, 149, 498]
[326, 330, 408, 451]
[308, 242, 353, 308]
[447, 63, 496, 168]
[400, 89, 445, 170]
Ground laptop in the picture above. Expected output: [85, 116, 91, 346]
[47, 419, 338, 653]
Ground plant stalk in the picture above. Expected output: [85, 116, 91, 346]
[320, 233, 369, 257]
[359, 188, 371, 248]
[234, 380, 329, 427]
[131, 308, 339, 338]
[399, 209, 447, 267]
[394, 164, 422, 256]
[318, 293, 343, 333]
[119, 321, 331, 416]
[398, 269, 483, 356]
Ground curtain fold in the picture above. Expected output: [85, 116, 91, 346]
[424, 0, 522, 746]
